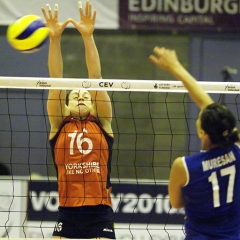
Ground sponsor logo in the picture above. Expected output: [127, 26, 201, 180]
[103, 228, 113, 232]
[154, 83, 184, 90]
[225, 85, 240, 92]
[36, 80, 51, 87]
[111, 193, 184, 215]
[82, 81, 91, 88]
[121, 82, 131, 89]
[30, 190, 59, 212]
[154, 83, 170, 89]
[55, 222, 63, 232]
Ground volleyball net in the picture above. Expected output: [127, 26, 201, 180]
[0, 76, 240, 239]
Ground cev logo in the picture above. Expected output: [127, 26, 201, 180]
[99, 82, 114, 87]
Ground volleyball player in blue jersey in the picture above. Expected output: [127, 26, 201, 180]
[149, 47, 240, 239]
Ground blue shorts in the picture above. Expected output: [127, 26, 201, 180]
[52, 205, 115, 239]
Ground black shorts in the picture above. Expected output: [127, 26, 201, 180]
[52, 204, 116, 239]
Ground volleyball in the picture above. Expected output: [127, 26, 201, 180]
[6, 15, 49, 53]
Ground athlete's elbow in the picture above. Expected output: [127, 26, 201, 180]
[170, 198, 185, 209]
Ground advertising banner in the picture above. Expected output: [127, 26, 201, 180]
[1, 0, 240, 32]
[0, 0, 118, 29]
[0, 180, 28, 238]
[26, 180, 185, 239]
[119, 0, 240, 32]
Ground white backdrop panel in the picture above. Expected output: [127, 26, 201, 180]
[0, 0, 119, 29]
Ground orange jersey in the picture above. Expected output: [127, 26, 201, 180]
[50, 115, 113, 207]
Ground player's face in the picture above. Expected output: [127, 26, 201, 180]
[68, 90, 92, 118]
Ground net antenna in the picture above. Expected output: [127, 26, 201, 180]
[221, 66, 238, 82]
[220, 66, 238, 104]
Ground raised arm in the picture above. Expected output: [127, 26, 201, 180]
[149, 47, 214, 209]
[69, 1, 101, 79]
[69, 1, 112, 135]
[149, 47, 214, 110]
[41, 4, 71, 138]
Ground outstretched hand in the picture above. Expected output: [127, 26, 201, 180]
[68, 0, 96, 36]
[41, 4, 70, 39]
[149, 47, 181, 72]
[150, 46, 214, 110]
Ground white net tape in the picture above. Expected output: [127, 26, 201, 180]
[0, 76, 239, 93]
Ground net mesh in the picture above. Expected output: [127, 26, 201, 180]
[0, 77, 240, 239]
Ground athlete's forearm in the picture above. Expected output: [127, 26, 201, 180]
[48, 37, 63, 78]
[169, 63, 213, 110]
[82, 35, 101, 79]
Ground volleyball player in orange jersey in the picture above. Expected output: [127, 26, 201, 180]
[41, 1, 115, 239]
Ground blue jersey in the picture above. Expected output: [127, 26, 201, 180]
[182, 144, 240, 239]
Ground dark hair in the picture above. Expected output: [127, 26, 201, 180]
[65, 90, 72, 106]
[201, 103, 239, 148]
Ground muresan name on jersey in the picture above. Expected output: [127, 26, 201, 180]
[202, 151, 236, 172]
